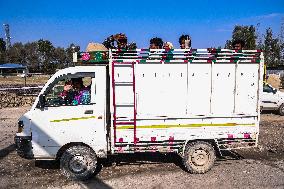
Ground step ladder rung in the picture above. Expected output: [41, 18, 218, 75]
[115, 82, 134, 86]
[115, 121, 135, 125]
[116, 104, 134, 107]
[113, 64, 133, 67]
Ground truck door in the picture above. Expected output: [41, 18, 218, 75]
[31, 70, 107, 158]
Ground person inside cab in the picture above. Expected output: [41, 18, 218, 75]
[60, 78, 91, 105]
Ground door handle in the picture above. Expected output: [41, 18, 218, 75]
[84, 110, 93, 114]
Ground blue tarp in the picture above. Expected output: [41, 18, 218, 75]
[0, 63, 27, 69]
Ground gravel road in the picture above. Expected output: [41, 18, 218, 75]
[0, 107, 283, 189]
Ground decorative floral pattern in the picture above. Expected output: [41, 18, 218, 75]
[81, 52, 90, 61]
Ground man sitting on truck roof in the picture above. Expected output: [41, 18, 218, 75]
[103, 33, 137, 50]
[179, 34, 191, 49]
[149, 37, 164, 49]
[232, 39, 245, 50]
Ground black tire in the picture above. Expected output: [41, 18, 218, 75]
[183, 141, 216, 174]
[60, 145, 97, 180]
[279, 104, 284, 116]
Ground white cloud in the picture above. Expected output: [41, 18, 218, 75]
[253, 13, 283, 20]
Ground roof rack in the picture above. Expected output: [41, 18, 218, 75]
[74, 48, 263, 65]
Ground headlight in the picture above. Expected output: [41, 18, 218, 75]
[17, 121, 24, 133]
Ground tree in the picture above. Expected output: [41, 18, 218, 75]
[0, 38, 6, 63]
[225, 25, 257, 49]
[6, 42, 26, 64]
[53, 47, 68, 69]
[224, 40, 231, 49]
[256, 23, 264, 50]
[37, 39, 55, 73]
[264, 28, 281, 67]
[0, 38, 6, 52]
[25, 42, 40, 72]
[280, 18, 284, 65]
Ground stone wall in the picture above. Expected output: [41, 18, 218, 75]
[0, 91, 36, 108]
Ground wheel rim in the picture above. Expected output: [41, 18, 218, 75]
[281, 106, 284, 113]
[69, 155, 87, 173]
[191, 149, 209, 166]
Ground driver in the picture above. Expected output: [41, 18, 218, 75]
[60, 78, 90, 105]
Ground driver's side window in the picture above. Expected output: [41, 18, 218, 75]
[45, 79, 66, 106]
[45, 74, 93, 107]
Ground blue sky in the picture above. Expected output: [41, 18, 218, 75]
[0, 0, 283, 49]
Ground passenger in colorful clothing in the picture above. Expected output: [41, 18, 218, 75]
[60, 78, 91, 105]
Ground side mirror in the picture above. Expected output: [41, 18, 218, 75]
[38, 94, 46, 109]
[273, 89, 277, 94]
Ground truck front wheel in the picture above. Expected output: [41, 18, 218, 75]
[183, 141, 216, 174]
[60, 145, 97, 180]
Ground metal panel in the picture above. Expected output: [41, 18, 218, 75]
[211, 64, 235, 115]
[135, 64, 188, 117]
[187, 64, 211, 115]
[235, 64, 259, 115]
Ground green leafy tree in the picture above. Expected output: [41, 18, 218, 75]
[256, 23, 264, 50]
[25, 42, 40, 72]
[225, 25, 257, 49]
[6, 42, 26, 64]
[53, 47, 68, 69]
[224, 40, 231, 49]
[280, 18, 284, 65]
[0, 38, 5, 52]
[37, 39, 55, 73]
[264, 28, 281, 67]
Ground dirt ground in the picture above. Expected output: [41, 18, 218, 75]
[0, 107, 283, 189]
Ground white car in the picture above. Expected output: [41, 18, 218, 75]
[261, 83, 284, 115]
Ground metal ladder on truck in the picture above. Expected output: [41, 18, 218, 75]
[111, 59, 137, 152]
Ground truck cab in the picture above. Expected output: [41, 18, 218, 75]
[261, 82, 284, 115]
[15, 66, 109, 159]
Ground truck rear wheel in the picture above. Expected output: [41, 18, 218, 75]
[279, 104, 284, 116]
[183, 141, 216, 174]
[60, 145, 97, 180]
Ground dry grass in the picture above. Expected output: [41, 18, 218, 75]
[267, 74, 281, 89]
[0, 75, 50, 86]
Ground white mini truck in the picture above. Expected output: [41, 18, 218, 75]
[261, 82, 284, 115]
[15, 48, 264, 180]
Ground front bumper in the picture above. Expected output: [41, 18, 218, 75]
[14, 136, 34, 159]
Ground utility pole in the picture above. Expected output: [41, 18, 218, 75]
[256, 23, 262, 49]
[280, 18, 284, 65]
[3, 24, 11, 50]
